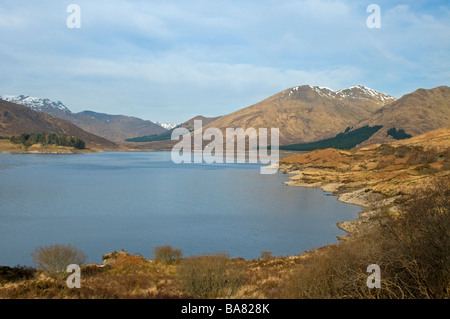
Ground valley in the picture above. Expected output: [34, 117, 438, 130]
[0, 85, 448, 300]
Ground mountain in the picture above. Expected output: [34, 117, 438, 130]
[154, 121, 177, 130]
[74, 111, 167, 142]
[125, 115, 221, 143]
[200, 85, 395, 145]
[0, 95, 166, 143]
[0, 95, 71, 116]
[0, 100, 116, 149]
[352, 86, 450, 147]
[175, 115, 222, 131]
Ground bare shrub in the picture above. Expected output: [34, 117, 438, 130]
[152, 245, 183, 264]
[259, 251, 274, 260]
[177, 253, 246, 298]
[406, 147, 439, 165]
[380, 176, 449, 298]
[282, 176, 449, 299]
[283, 236, 383, 299]
[31, 244, 88, 280]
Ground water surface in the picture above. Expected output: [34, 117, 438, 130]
[0, 152, 361, 266]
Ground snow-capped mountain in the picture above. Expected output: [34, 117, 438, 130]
[154, 121, 177, 130]
[0, 94, 166, 142]
[279, 85, 395, 106]
[206, 84, 398, 145]
[0, 95, 71, 115]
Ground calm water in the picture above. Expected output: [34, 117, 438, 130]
[0, 152, 361, 266]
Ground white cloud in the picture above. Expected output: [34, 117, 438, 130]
[0, 0, 449, 122]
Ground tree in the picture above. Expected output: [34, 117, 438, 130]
[152, 245, 183, 264]
[31, 244, 88, 280]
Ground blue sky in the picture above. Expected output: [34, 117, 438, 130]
[0, 0, 449, 124]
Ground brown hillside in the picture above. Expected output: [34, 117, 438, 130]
[354, 86, 450, 147]
[279, 126, 450, 235]
[0, 100, 116, 149]
[63, 111, 167, 143]
[126, 115, 222, 151]
[200, 85, 394, 145]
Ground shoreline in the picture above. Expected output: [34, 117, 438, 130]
[0, 139, 101, 154]
[280, 170, 372, 237]
[1, 141, 446, 261]
[0, 149, 99, 154]
[276, 128, 449, 239]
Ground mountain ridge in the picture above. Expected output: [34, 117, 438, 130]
[3, 85, 448, 150]
[200, 84, 396, 145]
[353, 85, 450, 147]
[0, 100, 116, 149]
[0, 95, 167, 143]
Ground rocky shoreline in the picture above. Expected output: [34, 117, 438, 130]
[278, 165, 391, 238]
[277, 129, 450, 238]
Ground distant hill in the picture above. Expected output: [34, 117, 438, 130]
[4, 85, 447, 151]
[279, 86, 450, 151]
[0, 95, 71, 115]
[199, 85, 395, 145]
[0, 100, 116, 149]
[75, 110, 167, 142]
[127, 85, 396, 150]
[352, 86, 450, 147]
[126, 115, 221, 143]
[154, 121, 178, 130]
[0, 95, 166, 143]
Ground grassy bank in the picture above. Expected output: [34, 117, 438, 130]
[0, 139, 96, 154]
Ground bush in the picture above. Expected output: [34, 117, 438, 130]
[282, 176, 449, 299]
[380, 176, 449, 298]
[177, 253, 246, 298]
[31, 244, 88, 280]
[152, 245, 183, 264]
[0, 265, 36, 284]
[259, 251, 273, 260]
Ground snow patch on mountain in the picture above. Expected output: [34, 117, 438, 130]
[155, 121, 177, 130]
[282, 85, 395, 104]
[0, 95, 72, 113]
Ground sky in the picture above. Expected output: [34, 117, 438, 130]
[0, 0, 449, 124]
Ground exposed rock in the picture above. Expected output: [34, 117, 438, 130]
[99, 250, 128, 267]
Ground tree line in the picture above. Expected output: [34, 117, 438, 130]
[279, 125, 383, 151]
[10, 133, 86, 150]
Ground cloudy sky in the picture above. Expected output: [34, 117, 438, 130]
[0, 0, 449, 124]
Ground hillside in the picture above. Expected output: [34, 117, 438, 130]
[200, 85, 395, 145]
[353, 86, 450, 147]
[73, 111, 167, 143]
[279, 126, 450, 235]
[279, 125, 383, 151]
[0, 100, 116, 149]
[3, 85, 448, 151]
[0, 95, 166, 143]
[123, 115, 222, 151]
